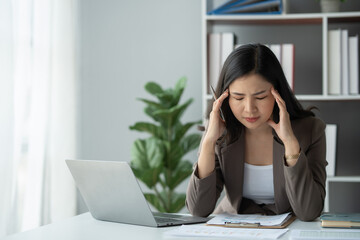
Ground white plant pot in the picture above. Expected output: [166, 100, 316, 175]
[320, 0, 341, 13]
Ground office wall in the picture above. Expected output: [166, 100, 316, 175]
[78, 0, 202, 213]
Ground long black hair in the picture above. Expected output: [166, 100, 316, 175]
[214, 43, 315, 144]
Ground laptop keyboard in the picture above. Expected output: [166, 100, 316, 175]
[153, 212, 198, 224]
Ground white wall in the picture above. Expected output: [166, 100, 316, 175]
[78, 0, 202, 212]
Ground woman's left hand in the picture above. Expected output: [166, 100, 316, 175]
[267, 87, 300, 158]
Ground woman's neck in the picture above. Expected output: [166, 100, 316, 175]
[244, 124, 274, 166]
[245, 124, 273, 137]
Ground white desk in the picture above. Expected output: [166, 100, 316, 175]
[1, 212, 323, 240]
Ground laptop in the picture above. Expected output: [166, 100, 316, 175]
[65, 159, 210, 227]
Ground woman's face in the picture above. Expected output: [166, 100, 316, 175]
[228, 73, 275, 131]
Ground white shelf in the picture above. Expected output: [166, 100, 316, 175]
[205, 11, 360, 21]
[327, 176, 360, 182]
[206, 94, 360, 101]
[297, 95, 360, 101]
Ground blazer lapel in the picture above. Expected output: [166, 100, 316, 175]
[220, 132, 245, 212]
[273, 136, 291, 214]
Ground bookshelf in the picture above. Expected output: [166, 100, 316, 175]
[202, 10, 360, 113]
[202, 0, 360, 212]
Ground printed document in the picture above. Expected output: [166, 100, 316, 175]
[207, 212, 291, 226]
[290, 229, 360, 240]
[164, 225, 288, 239]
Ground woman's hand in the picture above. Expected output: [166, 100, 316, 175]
[205, 89, 229, 144]
[267, 88, 300, 164]
[197, 89, 229, 178]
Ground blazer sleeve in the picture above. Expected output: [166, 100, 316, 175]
[283, 118, 327, 221]
[186, 146, 224, 217]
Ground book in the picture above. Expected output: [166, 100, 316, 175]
[209, 0, 282, 15]
[281, 43, 295, 91]
[282, 0, 289, 14]
[221, 32, 235, 66]
[320, 213, 360, 228]
[349, 35, 359, 95]
[208, 32, 235, 92]
[270, 44, 282, 64]
[341, 29, 349, 95]
[325, 124, 337, 177]
[328, 29, 342, 95]
[208, 33, 221, 93]
[208, 0, 264, 14]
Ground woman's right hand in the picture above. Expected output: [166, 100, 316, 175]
[197, 89, 229, 179]
[205, 89, 229, 143]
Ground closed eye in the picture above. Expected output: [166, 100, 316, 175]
[256, 96, 267, 100]
[233, 97, 244, 101]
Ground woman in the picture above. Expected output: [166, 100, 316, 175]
[186, 43, 327, 221]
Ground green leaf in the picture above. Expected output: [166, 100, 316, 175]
[145, 82, 163, 95]
[167, 161, 193, 190]
[131, 138, 164, 169]
[155, 90, 174, 108]
[131, 167, 162, 189]
[172, 77, 187, 106]
[162, 141, 184, 171]
[174, 121, 201, 143]
[130, 138, 164, 188]
[174, 77, 186, 93]
[169, 144, 183, 170]
[181, 133, 201, 155]
[144, 106, 161, 122]
[144, 193, 166, 212]
[137, 98, 165, 110]
[129, 122, 165, 139]
[153, 98, 193, 128]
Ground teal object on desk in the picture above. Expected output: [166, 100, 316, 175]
[320, 213, 360, 228]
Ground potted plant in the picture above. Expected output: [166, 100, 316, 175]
[129, 77, 201, 213]
[319, 0, 345, 13]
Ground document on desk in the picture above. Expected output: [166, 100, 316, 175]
[290, 229, 360, 240]
[164, 225, 288, 239]
[206, 212, 292, 227]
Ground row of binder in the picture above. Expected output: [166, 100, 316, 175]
[328, 29, 359, 95]
[208, 0, 283, 15]
[207, 32, 295, 93]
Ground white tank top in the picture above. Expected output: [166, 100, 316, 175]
[242, 163, 275, 204]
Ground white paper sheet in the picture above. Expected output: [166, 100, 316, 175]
[207, 212, 291, 226]
[290, 229, 360, 240]
[164, 225, 288, 239]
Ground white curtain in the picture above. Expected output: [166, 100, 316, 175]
[0, 0, 78, 237]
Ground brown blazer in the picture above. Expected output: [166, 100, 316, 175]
[186, 116, 327, 221]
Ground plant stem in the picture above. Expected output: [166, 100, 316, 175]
[158, 177, 166, 189]
[168, 189, 173, 212]
[154, 185, 167, 212]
